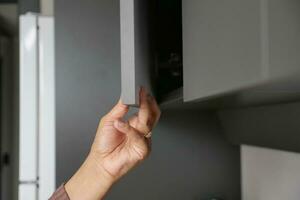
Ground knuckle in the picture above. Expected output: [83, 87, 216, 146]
[138, 149, 149, 161]
[120, 103, 129, 110]
[99, 116, 107, 127]
[146, 120, 153, 129]
[125, 123, 132, 131]
[154, 110, 161, 123]
[132, 147, 148, 161]
[138, 153, 146, 161]
[143, 123, 152, 133]
[155, 108, 161, 117]
[101, 115, 109, 122]
[158, 109, 162, 116]
[145, 127, 152, 134]
[137, 123, 151, 134]
[121, 121, 130, 130]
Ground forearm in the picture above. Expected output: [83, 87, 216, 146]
[65, 154, 114, 200]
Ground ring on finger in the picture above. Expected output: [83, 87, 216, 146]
[144, 131, 152, 138]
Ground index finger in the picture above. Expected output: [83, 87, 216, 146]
[148, 95, 161, 126]
[138, 87, 152, 125]
[135, 87, 160, 134]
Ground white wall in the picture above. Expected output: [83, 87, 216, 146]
[242, 145, 300, 200]
[40, 0, 53, 15]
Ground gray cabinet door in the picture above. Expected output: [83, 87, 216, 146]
[182, 0, 300, 102]
[120, 0, 154, 106]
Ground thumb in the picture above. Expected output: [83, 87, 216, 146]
[113, 119, 132, 133]
[106, 99, 129, 119]
[113, 119, 142, 138]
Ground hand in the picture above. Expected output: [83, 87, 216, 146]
[65, 88, 161, 200]
[90, 87, 161, 181]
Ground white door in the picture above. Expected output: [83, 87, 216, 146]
[19, 13, 55, 200]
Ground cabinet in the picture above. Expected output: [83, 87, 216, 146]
[183, 0, 300, 103]
[121, 0, 300, 106]
[120, 0, 183, 105]
[120, 0, 153, 105]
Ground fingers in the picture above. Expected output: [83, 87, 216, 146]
[113, 119, 132, 133]
[113, 119, 143, 141]
[104, 87, 160, 137]
[114, 119, 151, 158]
[128, 113, 139, 128]
[148, 96, 161, 126]
[135, 87, 161, 135]
[106, 99, 129, 119]
[138, 87, 151, 122]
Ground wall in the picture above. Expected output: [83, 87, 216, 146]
[0, 4, 18, 34]
[18, 0, 39, 14]
[40, 0, 53, 15]
[242, 145, 300, 200]
[55, 0, 240, 199]
[0, 4, 19, 200]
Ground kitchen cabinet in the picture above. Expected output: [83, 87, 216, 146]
[182, 0, 300, 103]
[120, 0, 183, 105]
[121, 0, 300, 107]
[218, 101, 300, 153]
[120, 0, 154, 105]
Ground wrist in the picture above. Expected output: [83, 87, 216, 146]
[65, 153, 114, 200]
[86, 152, 116, 184]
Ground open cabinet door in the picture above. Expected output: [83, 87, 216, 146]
[120, 0, 154, 106]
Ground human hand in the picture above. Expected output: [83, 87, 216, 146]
[65, 87, 161, 200]
[90, 87, 161, 181]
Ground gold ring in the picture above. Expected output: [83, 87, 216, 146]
[144, 131, 152, 138]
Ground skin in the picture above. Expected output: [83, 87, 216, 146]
[65, 87, 161, 200]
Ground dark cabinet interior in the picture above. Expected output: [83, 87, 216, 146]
[152, 0, 183, 102]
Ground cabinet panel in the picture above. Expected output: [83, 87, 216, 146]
[218, 101, 300, 153]
[120, 0, 184, 105]
[182, 0, 300, 102]
[120, 0, 154, 105]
